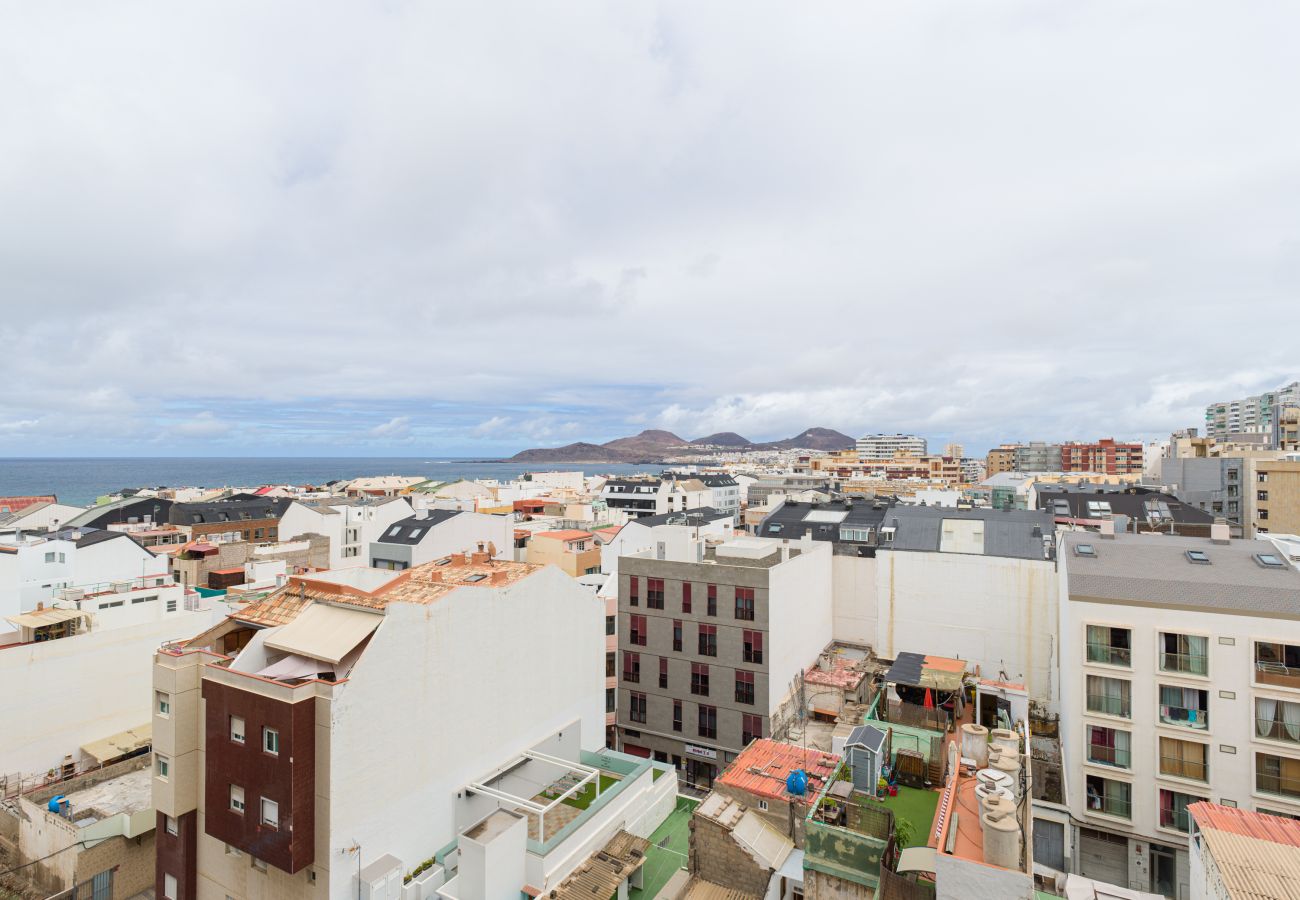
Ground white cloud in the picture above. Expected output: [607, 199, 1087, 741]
[1, 3, 1298, 453]
[173, 411, 233, 438]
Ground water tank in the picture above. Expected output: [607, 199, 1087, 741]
[982, 792, 1017, 823]
[990, 728, 1018, 755]
[982, 811, 1021, 870]
[786, 769, 809, 796]
[961, 724, 989, 768]
[47, 796, 66, 814]
[975, 768, 1014, 795]
[975, 783, 1014, 818]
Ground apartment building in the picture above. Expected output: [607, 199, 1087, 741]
[1061, 439, 1145, 475]
[1159, 457, 1249, 526]
[1251, 457, 1300, 537]
[1058, 530, 1300, 896]
[599, 478, 710, 521]
[855, 433, 927, 459]
[987, 444, 1020, 477]
[277, 496, 412, 569]
[1016, 442, 1064, 473]
[663, 472, 741, 517]
[367, 508, 511, 569]
[525, 529, 601, 576]
[169, 495, 293, 545]
[1038, 485, 1217, 537]
[153, 553, 675, 899]
[615, 534, 832, 789]
[1205, 381, 1300, 441]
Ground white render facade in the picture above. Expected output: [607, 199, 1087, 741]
[277, 497, 412, 570]
[855, 433, 927, 459]
[1058, 530, 1300, 897]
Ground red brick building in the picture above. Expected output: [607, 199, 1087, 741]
[1059, 438, 1144, 475]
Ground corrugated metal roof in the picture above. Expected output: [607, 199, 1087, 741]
[1190, 801, 1300, 846]
[716, 738, 839, 801]
[1190, 803, 1300, 899]
[551, 829, 649, 900]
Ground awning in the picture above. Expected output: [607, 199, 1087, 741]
[257, 654, 327, 680]
[897, 846, 938, 875]
[6, 607, 87, 630]
[80, 723, 152, 764]
[263, 602, 381, 664]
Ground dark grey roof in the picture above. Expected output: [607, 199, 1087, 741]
[170, 497, 291, 526]
[846, 724, 887, 753]
[604, 479, 662, 492]
[663, 473, 738, 487]
[1037, 486, 1214, 526]
[1063, 532, 1300, 617]
[881, 506, 1055, 560]
[758, 499, 891, 544]
[75, 529, 135, 549]
[375, 510, 462, 544]
[626, 507, 730, 528]
[64, 496, 174, 529]
[882, 652, 925, 687]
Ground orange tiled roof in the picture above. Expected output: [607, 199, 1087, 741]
[0, 495, 57, 512]
[533, 530, 593, 541]
[716, 738, 839, 802]
[1189, 801, 1300, 846]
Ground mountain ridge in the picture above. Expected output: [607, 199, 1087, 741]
[507, 426, 855, 462]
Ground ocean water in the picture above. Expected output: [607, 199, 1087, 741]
[0, 458, 664, 507]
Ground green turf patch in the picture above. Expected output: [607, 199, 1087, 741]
[879, 785, 940, 847]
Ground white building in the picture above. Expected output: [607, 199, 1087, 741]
[1058, 528, 1300, 896]
[664, 473, 741, 517]
[0, 575, 219, 781]
[277, 497, 412, 570]
[597, 508, 736, 581]
[855, 433, 927, 459]
[599, 478, 710, 523]
[0, 529, 170, 622]
[368, 508, 512, 569]
[153, 552, 676, 899]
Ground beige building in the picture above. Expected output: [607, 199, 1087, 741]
[524, 529, 601, 577]
[986, 445, 1019, 477]
[1253, 458, 1300, 537]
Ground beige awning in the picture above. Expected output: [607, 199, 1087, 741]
[263, 602, 381, 665]
[80, 723, 152, 764]
[6, 607, 87, 629]
[897, 846, 938, 874]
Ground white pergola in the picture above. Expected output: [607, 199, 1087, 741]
[467, 749, 605, 842]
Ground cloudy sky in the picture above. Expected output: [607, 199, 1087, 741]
[2, 2, 1298, 458]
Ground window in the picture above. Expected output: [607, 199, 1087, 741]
[1086, 675, 1131, 718]
[647, 578, 665, 609]
[672, 700, 682, 732]
[1260, 472, 1270, 483]
[165, 814, 178, 835]
[691, 663, 710, 696]
[44, 551, 55, 563]
[1086, 500, 1112, 517]
[698, 624, 717, 657]
[698, 704, 717, 739]
[166, 598, 177, 613]
[736, 670, 755, 705]
[629, 691, 647, 724]
[1159, 788, 1204, 832]
[673, 619, 683, 653]
[707, 584, 717, 617]
[157, 692, 171, 717]
[1259, 490, 1270, 502]
[1256, 697, 1300, 744]
[682, 582, 692, 614]
[252, 857, 267, 872]
[1159, 685, 1209, 729]
[156, 755, 170, 779]
[623, 651, 640, 683]
[1086, 625, 1131, 667]
[1256, 553, 1286, 569]
[1084, 774, 1131, 818]
[387, 525, 401, 537]
[743, 630, 764, 665]
[605, 688, 615, 713]
[1159, 737, 1208, 782]
[1185, 550, 1211, 565]
[1258, 753, 1300, 800]
[1086, 725, 1131, 768]
[629, 577, 639, 606]
[163, 873, 177, 900]
[1256, 642, 1300, 688]
[606, 652, 616, 678]
[1074, 543, 1097, 558]
[659, 657, 669, 689]
[230, 784, 245, 813]
[742, 713, 763, 745]
[605, 615, 615, 636]
[261, 797, 279, 829]
[734, 587, 755, 621]
[1160, 633, 1208, 676]
[230, 716, 246, 743]
[629, 614, 647, 646]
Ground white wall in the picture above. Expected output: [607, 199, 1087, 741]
[0, 604, 223, 777]
[766, 541, 835, 716]
[0, 535, 169, 622]
[830, 555, 877, 646]
[324, 566, 604, 899]
[875, 551, 1058, 704]
[411, 512, 513, 566]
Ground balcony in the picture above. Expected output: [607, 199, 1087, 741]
[1085, 775, 1131, 819]
[1087, 643, 1132, 667]
[1160, 651, 1208, 677]
[1159, 704, 1209, 730]
[1256, 661, 1300, 691]
[1086, 692, 1131, 720]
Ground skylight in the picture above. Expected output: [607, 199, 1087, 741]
[408, 528, 423, 540]
[1255, 553, 1286, 569]
[464, 573, 488, 583]
[387, 525, 401, 537]
[1074, 543, 1097, 558]
[1185, 549, 1210, 565]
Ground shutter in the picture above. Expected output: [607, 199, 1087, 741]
[1078, 827, 1128, 886]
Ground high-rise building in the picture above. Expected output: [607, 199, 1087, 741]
[854, 433, 927, 459]
[1205, 381, 1300, 441]
[1060, 439, 1144, 475]
[1015, 442, 1064, 473]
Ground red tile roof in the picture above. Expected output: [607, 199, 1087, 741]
[533, 530, 593, 541]
[716, 738, 840, 802]
[1189, 801, 1300, 846]
[0, 495, 57, 512]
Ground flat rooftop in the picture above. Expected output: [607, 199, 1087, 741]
[61, 766, 152, 819]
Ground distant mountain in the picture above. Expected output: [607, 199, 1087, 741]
[508, 425, 856, 462]
[690, 431, 752, 447]
[760, 427, 856, 451]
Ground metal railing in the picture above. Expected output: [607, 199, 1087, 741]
[1086, 642, 1131, 667]
[1158, 755, 1207, 782]
[1160, 651, 1208, 676]
[1085, 788, 1131, 819]
[1159, 805, 1194, 832]
[1087, 743, 1130, 768]
[1257, 772, 1300, 800]
[1086, 692, 1131, 718]
[1255, 718, 1300, 745]
[1159, 705, 1209, 729]
[1256, 660, 1300, 689]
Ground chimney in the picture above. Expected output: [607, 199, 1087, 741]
[415, 506, 429, 520]
[490, 570, 509, 584]
[36, 601, 44, 611]
[471, 549, 490, 564]
[451, 553, 470, 567]
[427, 571, 443, 583]
[1099, 519, 1116, 540]
[1210, 518, 1230, 545]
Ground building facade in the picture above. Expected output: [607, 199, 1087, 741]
[854, 434, 927, 460]
[1204, 381, 1300, 441]
[1060, 439, 1145, 475]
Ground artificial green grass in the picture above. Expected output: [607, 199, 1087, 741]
[556, 774, 621, 811]
[880, 785, 941, 847]
[630, 796, 697, 900]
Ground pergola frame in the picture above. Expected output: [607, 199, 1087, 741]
[467, 750, 604, 841]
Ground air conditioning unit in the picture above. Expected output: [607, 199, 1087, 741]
[59, 587, 85, 602]
[112, 581, 132, 593]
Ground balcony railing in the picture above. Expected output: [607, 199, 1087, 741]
[1086, 643, 1131, 667]
[1087, 744, 1130, 768]
[1086, 693, 1131, 719]
[1160, 705, 1209, 730]
[1255, 719, 1300, 745]
[1256, 661, 1300, 690]
[1160, 651, 1208, 676]
[1159, 805, 1194, 832]
[1158, 755, 1207, 782]
[1257, 773, 1300, 800]
[1085, 791, 1131, 819]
